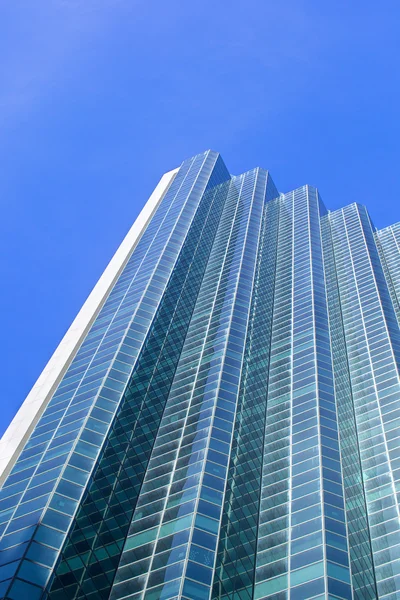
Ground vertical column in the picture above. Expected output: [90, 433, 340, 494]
[322, 212, 377, 600]
[327, 203, 400, 599]
[254, 187, 351, 600]
[303, 188, 352, 600]
[211, 185, 280, 600]
[111, 169, 267, 600]
[254, 191, 294, 600]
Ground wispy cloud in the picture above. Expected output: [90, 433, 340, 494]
[0, 1, 131, 130]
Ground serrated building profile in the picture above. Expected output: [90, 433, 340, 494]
[0, 150, 400, 600]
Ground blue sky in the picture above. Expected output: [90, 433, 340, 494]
[1, 0, 399, 435]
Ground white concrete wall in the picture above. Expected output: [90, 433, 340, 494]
[0, 168, 178, 486]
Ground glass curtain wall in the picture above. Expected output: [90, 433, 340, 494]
[1, 151, 400, 600]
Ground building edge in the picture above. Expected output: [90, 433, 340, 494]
[0, 167, 179, 486]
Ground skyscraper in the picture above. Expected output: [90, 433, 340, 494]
[0, 150, 400, 600]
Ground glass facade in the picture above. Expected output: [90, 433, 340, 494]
[1, 151, 400, 600]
